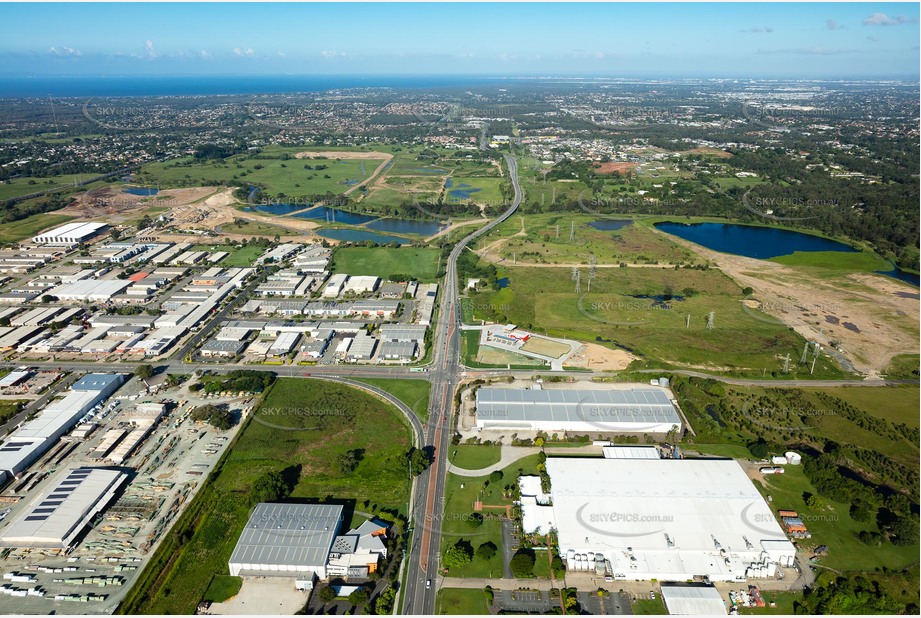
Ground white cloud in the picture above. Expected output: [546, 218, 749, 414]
[863, 13, 916, 26]
[319, 50, 347, 59]
[200, 50, 212, 59]
[276, 51, 287, 57]
[866, 36, 879, 42]
[48, 46, 81, 57]
[742, 26, 774, 33]
[144, 39, 159, 59]
[825, 19, 845, 30]
[233, 47, 255, 57]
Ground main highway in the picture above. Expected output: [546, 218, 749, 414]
[400, 153, 523, 614]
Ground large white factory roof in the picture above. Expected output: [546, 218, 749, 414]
[539, 457, 793, 581]
[52, 279, 131, 300]
[476, 387, 681, 432]
[0, 467, 128, 548]
[32, 222, 107, 244]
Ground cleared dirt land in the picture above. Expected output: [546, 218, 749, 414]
[564, 342, 636, 371]
[658, 231, 919, 376]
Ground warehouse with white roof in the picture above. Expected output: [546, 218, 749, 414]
[0, 373, 125, 481]
[475, 387, 682, 433]
[229, 503, 344, 580]
[524, 457, 796, 582]
[0, 467, 128, 549]
[31, 222, 108, 245]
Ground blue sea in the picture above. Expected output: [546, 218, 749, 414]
[0, 74, 500, 98]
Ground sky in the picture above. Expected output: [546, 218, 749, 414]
[0, 2, 918, 78]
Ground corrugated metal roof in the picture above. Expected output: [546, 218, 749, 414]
[660, 585, 728, 615]
[0, 467, 127, 548]
[476, 387, 680, 426]
[229, 503, 343, 570]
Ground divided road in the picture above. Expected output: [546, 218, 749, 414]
[401, 153, 523, 615]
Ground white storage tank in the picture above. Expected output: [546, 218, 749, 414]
[785, 451, 802, 465]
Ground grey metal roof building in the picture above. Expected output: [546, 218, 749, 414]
[229, 503, 344, 579]
[380, 340, 416, 361]
[475, 387, 682, 433]
[379, 324, 428, 343]
[0, 467, 128, 548]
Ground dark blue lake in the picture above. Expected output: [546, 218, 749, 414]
[254, 202, 311, 216]
[124, 187, 159, 196]
[292, 206, 377, 226]
[654, 222, 858, 259]
[367, 219, 446, 236]
[497, 277, 510, 288]
[877, 267, 920, 287]
[318, 228, 410, 245]
[588, 219, 633, 231]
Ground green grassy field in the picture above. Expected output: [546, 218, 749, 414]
[138, 150, 383, 198]
[0, 213, 75, 243]
[439, 454, 542, 579]
[353, 377, 431, 423]
[444, 177, 505, 205]
[0, 174, 92, 201]
[803, 385, 921, 427]
[770, 250, 889, 273]
[631, 598, 668, 614]
[464, 262, 847, 378]
[883, 354, 920, 380]
[202, 575, 242, 603]
[436, 588, 491, 614]
[122, 378, 413, 615]
[191, 244, 267, 267]
[483, 213, 695, 265]
[332, 246, 441, 281]
[449, 445, 502, 470]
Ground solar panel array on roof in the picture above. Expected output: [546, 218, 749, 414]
[0, 467, 127, 548]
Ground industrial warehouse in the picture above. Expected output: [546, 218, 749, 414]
[474, 385, 682, 434]
[0, 373, 126, 484]
[0, 467, 128, 549]
[228, 503, 390, 585]
[30, 222, 109, 246]
[518, 456, 796, 582]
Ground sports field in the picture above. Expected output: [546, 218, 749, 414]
[520, 336, 570, 359]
